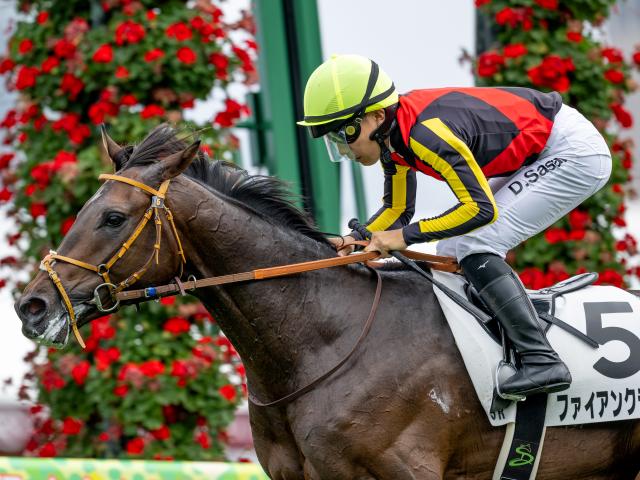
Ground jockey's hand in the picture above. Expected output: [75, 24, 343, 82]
[364, 229, 407, 258]
[328, 235, 356, 257]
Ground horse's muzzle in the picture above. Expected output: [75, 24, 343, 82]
[16, 294, 50, 339]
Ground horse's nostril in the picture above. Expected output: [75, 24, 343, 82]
[20, 296, 47, 318]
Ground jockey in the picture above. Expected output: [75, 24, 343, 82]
[297, 54, 612, 399]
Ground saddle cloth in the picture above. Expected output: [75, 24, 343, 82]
[432, 270, 640, 427]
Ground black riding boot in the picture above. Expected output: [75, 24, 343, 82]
[460, 253, 572, 397]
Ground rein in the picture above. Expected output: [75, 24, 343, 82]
[39, 173, 458, 407]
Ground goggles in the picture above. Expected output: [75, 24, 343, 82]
[323, 116, 363, 163]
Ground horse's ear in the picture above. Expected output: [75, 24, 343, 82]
[100, 124, 124, 170]
[160, 140, 200, 180]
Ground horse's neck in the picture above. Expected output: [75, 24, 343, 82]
[173, 179, 361, 399]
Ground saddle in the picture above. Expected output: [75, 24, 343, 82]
[431, 269, 640, 480]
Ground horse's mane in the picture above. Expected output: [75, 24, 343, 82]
[118, 124, 330, 245]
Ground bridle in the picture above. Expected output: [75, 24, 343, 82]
[40, 174, 185, 348]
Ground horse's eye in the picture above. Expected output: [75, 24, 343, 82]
[104, 213, 125, 228]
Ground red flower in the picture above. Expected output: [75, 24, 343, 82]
[495, 7, 518, 27]
[519, 267, 546, 290]
[611, 103, 633, 128]
[140, 360, 165, 377]
[544, 228, 568, 244]
[53, 39, 76, 59]
[568, 230, 585, 241]
[527, 55, 573, 92]
[91, 315, 115, 340]
[612, 183, 624, 195]
[126, 437, 145, 455]
[160, 296, 176, 306]
[71, 361, 90, 385]
[535, 0, 558, 9]
[41, 56, 60, 73]
[568, 209, 591, 230]
[209, 52, 229, 70]
[601, 47, 624, 63]
[162, 405, 177, 423]
[115, 20, 145, 45]
[165, 22, 192, 41]
[192, 344, 216, 363]
[144, 48, 165, 62]
[95, 346, 120, 371]
[52, 151, 77, 171]
[61, 216, 75, 235]
[36, 12, 49, 24]
[219, 384, 237, 402]
[604, 69, 624, 84]
[633, 51, 640, 67]
[60, 73, 84, 100]
[151, 425, 171, 440]
[18, 39, 33, 54]
[88, 100, 119, 124]
[146, 10, 157, 21]
[0, 153, 13, 169]
[613, 216, 626, 227]
[69, 123, 90, 144]
[0, 58, 15, 73]
[566, 31, 582, 43]
[475, 0, 491, 5]
[597, 269, 624, 288]
[140, 104, 165, 119]
[163, 316, 190, 335]
[195, 431, 211, 449]
[177, 46, 197, 64]
[171, 359, 189, 378]
[114, 384, 129, 397]
[115, 66, 129, 79]
[0, 188, 12, 202]
[39, 443, 57, 457]
[503, 43, 527, 58]
[98, 432, 110, 442]
[477, 51, 504, 78]
[62, 417, 83, 435]
[120, 94, 138, 106]
[15, 66, 39, 90]
[93, 44, 113, 63]
[30, 202, 47, 218]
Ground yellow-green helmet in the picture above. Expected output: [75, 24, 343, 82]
[297, 54, 398, 138]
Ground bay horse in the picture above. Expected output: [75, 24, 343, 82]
[15, 125, 640, 479]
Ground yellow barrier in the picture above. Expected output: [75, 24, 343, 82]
[0, 457, 269, 479]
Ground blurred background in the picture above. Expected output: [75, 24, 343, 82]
[0, 0, 638, 477]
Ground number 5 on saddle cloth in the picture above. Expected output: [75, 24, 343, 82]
[433, 269, 640, 480]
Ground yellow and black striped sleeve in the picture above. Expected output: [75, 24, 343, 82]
[350, 162, 416, 240]
[402, 117, 498, 246]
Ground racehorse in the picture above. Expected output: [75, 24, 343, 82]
[15, 125, 640, 479]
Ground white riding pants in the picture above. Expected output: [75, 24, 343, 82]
[436, 104, 612, 261]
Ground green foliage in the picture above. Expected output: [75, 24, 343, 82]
[1, 0, 255, 460]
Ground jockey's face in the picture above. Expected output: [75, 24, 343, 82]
[349, 110, 386, 166]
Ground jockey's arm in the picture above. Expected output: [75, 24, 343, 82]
[401, 117, 498, 246]
[349, 162, 416, 241]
